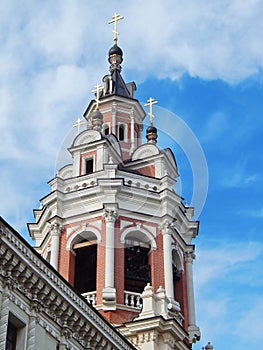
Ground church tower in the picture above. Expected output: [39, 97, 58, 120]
[28, 13, 200, 349]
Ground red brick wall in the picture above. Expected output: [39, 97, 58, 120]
[137, 165, 155, 177]
[58, 230, 71, 282]
[99, 309, 139, 325]
[150, 231, 165, 291]
[114, 218, 125, 305]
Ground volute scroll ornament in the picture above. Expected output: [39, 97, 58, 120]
[103, 209, 118, 223]
[160, 220, 176, 235]
[185, 250, 196, 264]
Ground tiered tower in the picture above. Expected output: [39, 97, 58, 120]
[28, 14, 200, 350]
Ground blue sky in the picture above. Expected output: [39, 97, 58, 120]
[1, 1, 263, 349]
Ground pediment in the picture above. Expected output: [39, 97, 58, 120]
[132, 144, 160, 161]
[72, 129, 102, 147]
[57, 164, 73, 179]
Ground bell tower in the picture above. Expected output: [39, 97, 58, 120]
[28, 13, 201, 349]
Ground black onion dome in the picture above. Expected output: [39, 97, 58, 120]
[108, 44, 123, 57]
[91, 109, 103, 120]
[146, 125, 157, 133]
[146, 124, 158, 143]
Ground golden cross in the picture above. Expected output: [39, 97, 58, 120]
[108, 13, 124, 44]
[144, 97, 158, 125]
[91, 83, 104, 109]
[73, 118, 85, 135]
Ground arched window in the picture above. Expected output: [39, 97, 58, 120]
[73, 239, 97, 293]
[172, 248, 184, 306]
[119, 124, 125, 141]
[103, 123, 110, 135]
[124, 240, 151, 293]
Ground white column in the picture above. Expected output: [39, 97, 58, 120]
[185, 251, 196, 326]
[50, 223, 63, 270]
[103, 210, 117, 288]
[102, 209, 117, 310]
[161, 221, 174, 301]
[185, 250, 201, 342]
[130, 108, 135, 154]
[138, 124, 143, 146]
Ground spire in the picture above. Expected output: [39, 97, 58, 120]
[144, 97, 158, 143]
[107, 13, 130, 97]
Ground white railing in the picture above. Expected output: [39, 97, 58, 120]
[82, 291, 96, 306]
[124, 291, 142, 309]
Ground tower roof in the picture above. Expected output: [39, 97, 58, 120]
[107, 43, 131, 98]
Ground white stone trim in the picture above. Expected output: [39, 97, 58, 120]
[120, 226, 157, 250]
[66, 225, 102, 251]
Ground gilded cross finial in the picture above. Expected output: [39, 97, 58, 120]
[73, 118, 85, 135]
[108, 13, 124, 44]
[91, 83, 104, 109]
[144, 97, 158, 125]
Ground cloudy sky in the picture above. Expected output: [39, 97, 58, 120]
[1, 1, 263, 349]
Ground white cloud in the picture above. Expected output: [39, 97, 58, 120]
[219, 157, 259, 189]
[195, 241, 263, 290]
[246, 207, 263, 218]
[201, 111, 230, 143]
[194, 240, 263, 349]
[235, 298, 263, 340]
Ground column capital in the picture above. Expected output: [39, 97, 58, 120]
[130, 107, 135, 118]
[185, 250, 196, 264]
[103, 209, 118, 223]
[50, 222, 63, 236]
[160, 220, 176, 235]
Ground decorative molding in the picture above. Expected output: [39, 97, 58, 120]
[103, 209, 118, 223]
[72, 129, 102, 147]
[185, 251, 196, 264]
[131, 143, 159, 161]
[50, 223, 63, 237]
[160, 220, 176, 235]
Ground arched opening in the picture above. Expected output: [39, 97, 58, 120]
[124, 238, 151, 293]
[172, 249, 183, 284]
[103, 123, 110, 135]
[73, 239, 97, 294]
[119, 124, 125, 141]
[172, 248, 184, 310]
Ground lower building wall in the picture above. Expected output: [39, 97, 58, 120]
[35, 324, 57, 350]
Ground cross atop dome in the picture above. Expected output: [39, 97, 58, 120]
[144, 97, 158, 126]
[145, 97, 158, 144]
[91, 83, 104, 110]
[108, 12, 124, 45]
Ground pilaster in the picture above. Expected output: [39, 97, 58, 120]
[0, 287, 10, 349]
